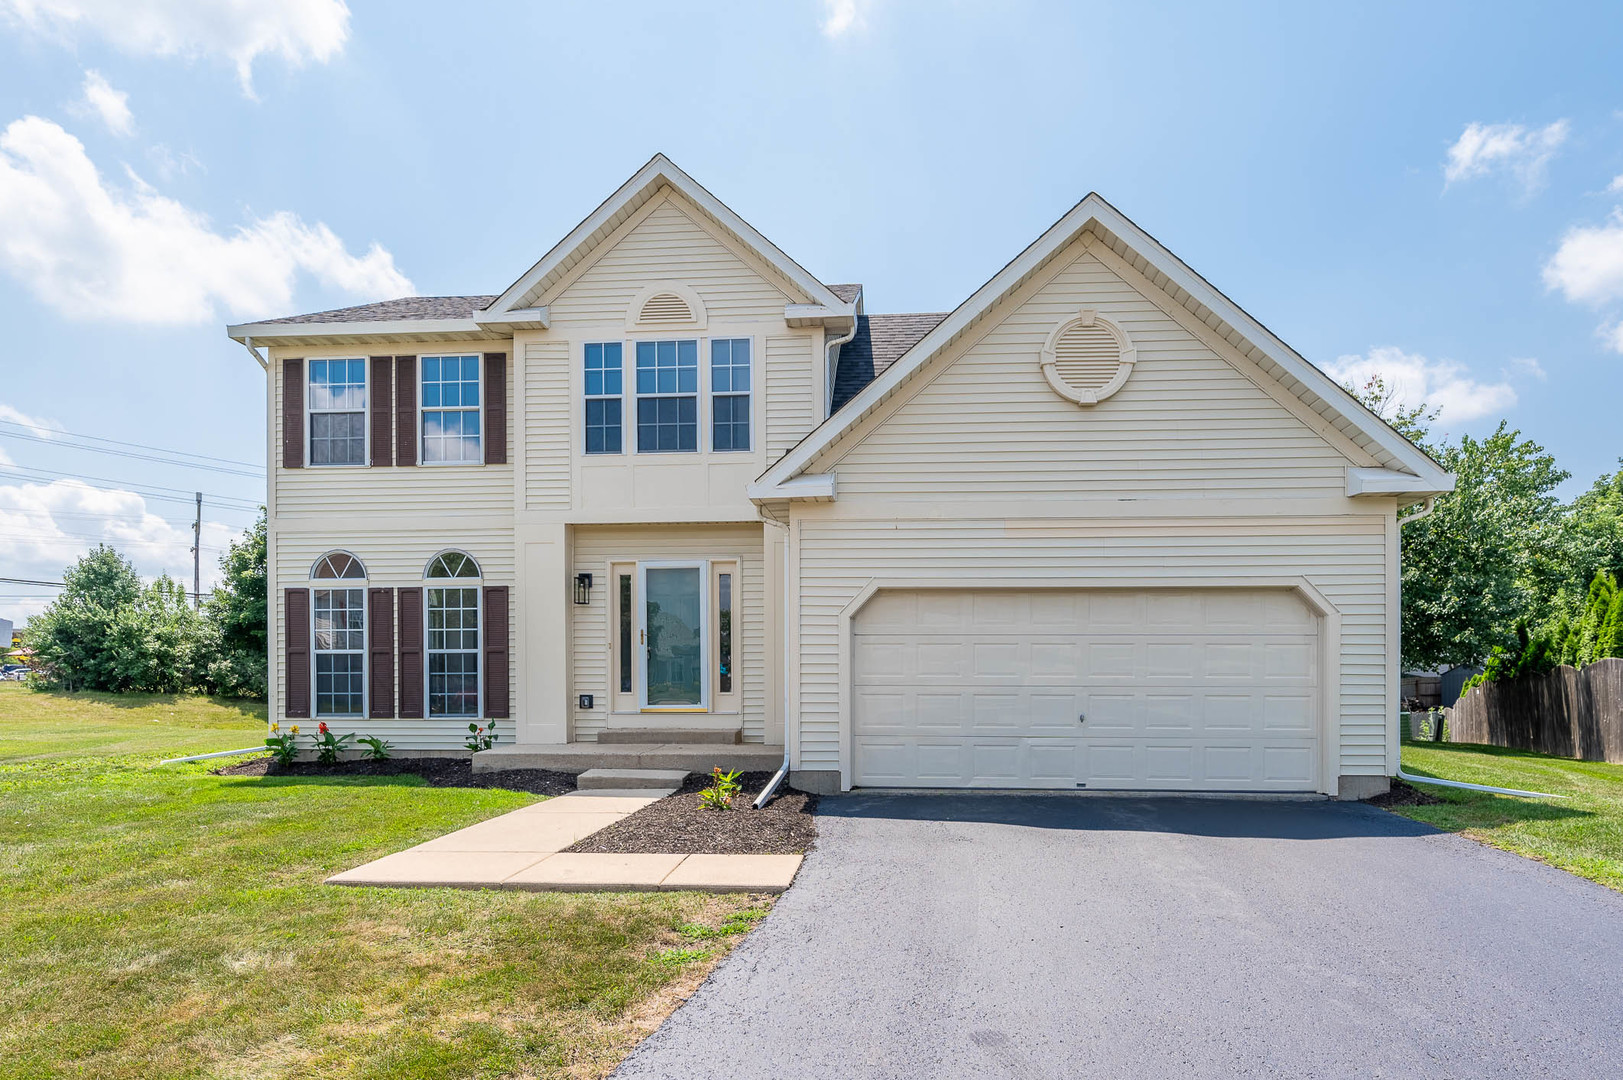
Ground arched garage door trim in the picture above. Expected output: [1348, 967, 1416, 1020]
[835, 576, 1343, 796]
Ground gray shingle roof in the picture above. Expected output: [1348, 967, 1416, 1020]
[258, 295, 497, 325]
[827, 283, 863, 304]
[831, 312, 949, 412]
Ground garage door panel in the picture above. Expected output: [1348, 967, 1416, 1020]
[853, 589, 1319, 791]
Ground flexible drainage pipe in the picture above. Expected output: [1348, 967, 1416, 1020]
[157, 746, 264, 766]
[1395, 767, 1566, 800]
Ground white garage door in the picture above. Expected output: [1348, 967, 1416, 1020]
[853, 589, 1319, 791]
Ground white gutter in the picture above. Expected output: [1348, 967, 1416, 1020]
[239, 335, 268, 370]
[158, 746, 265, 766]
[1396, 767, 1566, 800]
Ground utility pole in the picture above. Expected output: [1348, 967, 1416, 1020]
[191, 491, 202, 609]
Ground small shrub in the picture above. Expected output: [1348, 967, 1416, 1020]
[698, 766, 743, 811]
[357, 735, 393, 761]
[465, 721, 498, 752]
[309, 721, 354, 765]
[651, 947, 710, 967]
[264, 722, 300, 766]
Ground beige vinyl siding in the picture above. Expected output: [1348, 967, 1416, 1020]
[765, 334, 815, 461]
[545, 195, 794, 324]
[272, 344, 516, 517]
[272, 525, 516, 749]
[794, 516, 1390, 776]
[827, 249, 1351, 501]
[524, 340, 571, 510]
[570, 524, 767, 742]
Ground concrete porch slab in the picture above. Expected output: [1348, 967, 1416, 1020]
[473, 742, 783, 774]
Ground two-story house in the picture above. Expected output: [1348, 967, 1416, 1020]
[229, 155, 1451, 799]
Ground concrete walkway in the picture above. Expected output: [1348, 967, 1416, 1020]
[325, 789, 802, 892]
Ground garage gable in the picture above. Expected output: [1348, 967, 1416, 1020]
[823, 236, 1374, 504]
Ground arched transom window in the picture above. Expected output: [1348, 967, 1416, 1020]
[311, 551, 366, 579]
[426, 550, 481, 579]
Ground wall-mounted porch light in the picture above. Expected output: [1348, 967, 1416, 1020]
[574, 572, 593, 605]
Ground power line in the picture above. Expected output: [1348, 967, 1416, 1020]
[0, 576, 64, 587]
[0, 429, 264, 478]
[0, 465, 262, 511]
[0, 420, 264, 472]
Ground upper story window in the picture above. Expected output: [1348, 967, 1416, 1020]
[310, 550, 367, 718]
[421, 355, 481, 463]
[308, 359, 367, 466]
[584, 342, 624, 454]
[710, 338, 751, 452]
[635, 340, 698, 453]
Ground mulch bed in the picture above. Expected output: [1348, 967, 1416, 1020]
[1365, 777, 1446, 808]
[566, 771, 818, 855]
[214, 756, 577, 797]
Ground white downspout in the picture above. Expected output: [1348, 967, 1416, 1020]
[239, 335, 268, 370]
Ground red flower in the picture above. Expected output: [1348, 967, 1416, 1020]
[319, 722, 329, 734]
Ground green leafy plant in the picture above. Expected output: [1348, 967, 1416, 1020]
[651, 947, 711, 967]
[465, 721, 497, 752]
[310, 721, 354, 765]
[264, 722, 300, 767]
[697, 766, 743, 811]
[357, 735, 393, 761]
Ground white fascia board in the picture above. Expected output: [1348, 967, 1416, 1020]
[484, 153, 845, 316]
[757, 192, 1452, 491]
[474, 306, 549, 331]
[746, 473, 837, 502]
[784, 301, 857, 328]
[1346, 467, 1455, 497]
[227, 318, 489, 342]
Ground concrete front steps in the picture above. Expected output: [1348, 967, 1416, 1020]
[472, 741, 782, 775]
[598, 718, 742, 745]
[577, 768, 687, 791]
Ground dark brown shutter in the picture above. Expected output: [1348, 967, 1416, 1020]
[370, 356, 393, 467]
[395, 355, 416, 466]
[284, 588, 310, 718]
[397, 586, 423, 718]
[484, 353, 507, 465]
[281, 359, 304, 469]
[483, 586, 510, 718]
[368, 587, 395, 718]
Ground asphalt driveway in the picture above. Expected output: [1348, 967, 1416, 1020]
[617, 793, 1623, 1079]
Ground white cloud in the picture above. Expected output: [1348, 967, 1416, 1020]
[71, 69, 132, 136]
[1608, 173, 1623, 194]
[1443, 120, 1569, 193]
[0, 116, 412, 324]
[1, 0, 350, 95]
[0, 403, 59, 438]
[0, 478, 235, 624]
[1543, 209, 1623, 307]
[1324, 347, 1518, 422]
[821, 0, 869, 37]
[1506, 356, 1547, 381]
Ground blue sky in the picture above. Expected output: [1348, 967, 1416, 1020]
[2, 0, 1622, 622]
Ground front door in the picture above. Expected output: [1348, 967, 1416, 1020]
[638, 561, 708, 710]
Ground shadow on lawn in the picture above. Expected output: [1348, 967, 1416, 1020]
[30, 688, 268, 720]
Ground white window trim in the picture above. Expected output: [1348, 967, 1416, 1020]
[636, 558, 709, 712]
[711, 559, 740, 714]
[583, 340, 626, 456]
[417, 352, 485, 467]
[306, 356, 369, 468]
[310, 578, 368, 721]
[708, 336, 754, 453]
[631, 336, 702, 456]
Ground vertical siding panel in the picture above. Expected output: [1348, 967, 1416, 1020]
[525, 340, 571, 509]
[369, 357, 393, 467]
[484, 353, 508, 465]
[397, 587, 424, 718]
[368, 587, 395, 718]
[394, 355, 416, 466]
[284, 587, 310, 717]
[483, 586, 510, 718]
[281, 359, 303, 469]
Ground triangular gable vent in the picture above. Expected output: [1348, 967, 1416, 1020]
[639, 292, 694, 324]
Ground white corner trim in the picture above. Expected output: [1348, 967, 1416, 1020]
[746, 473, 837, 502]
[1346, 467, 1454, 497]
[625, 282, 708, 330]
[475, 306, 550, 331]
[1039, 308, 1137, 406]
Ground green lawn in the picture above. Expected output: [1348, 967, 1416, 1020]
[0, 684, 768, 1080]
[1396, 739, 1623, 892]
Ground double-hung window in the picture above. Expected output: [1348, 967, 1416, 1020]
[710, 339, 751, 451]
[584, 342, 623, 454]
[310, 552, 366, 717]
[635, 340, 698, 452]
[421, 355, 481, 463]
[425, 551, 481, 717]
[308, 359, 367, 465]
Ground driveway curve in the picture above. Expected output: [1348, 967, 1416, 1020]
[616, 793, 1623, 1079]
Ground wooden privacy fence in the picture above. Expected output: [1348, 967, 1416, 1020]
[1448, 657, 1623, 763]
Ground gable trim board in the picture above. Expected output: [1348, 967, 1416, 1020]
[753, 193, 1453, 503]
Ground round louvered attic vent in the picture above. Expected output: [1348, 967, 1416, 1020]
[640, 292, 693, 324]
[1040, 310, 1136, 405]
[626, 282, 707, 330]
